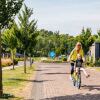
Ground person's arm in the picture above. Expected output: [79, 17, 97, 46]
[68, 49, 74, 62]
[74, 60, 77, 71]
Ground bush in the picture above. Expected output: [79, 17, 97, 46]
[85, 56, 95, 67]
[89, 63, 95, 67]
[2, 59, 12, 67]
[13, 59, 18, 65]
[95, 59, 100, 66]
[42, 60, 62, 63]
[62, 57, 67, 61]
[1, 58, 18, 67]
[86, 61, 90, 66]
[15, 58, 24, 61]
[41, 58, 63, 63]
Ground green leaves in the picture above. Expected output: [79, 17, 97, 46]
[0, 0, 23, 28]
[76, 28, 96, 54]
[2, 22, 18, 50]
[16, 4, 38, 54]
[97, 30, 100, 37]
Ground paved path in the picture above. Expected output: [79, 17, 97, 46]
[30, 63, 100, 100]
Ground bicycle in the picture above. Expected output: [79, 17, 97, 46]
[72, 67, 81, 89]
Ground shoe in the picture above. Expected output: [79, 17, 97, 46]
[69, 75, 73, 80]
[86, 75, 90, 78]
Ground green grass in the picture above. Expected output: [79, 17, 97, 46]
[96, 67, 100, 71]
[33, 57, 41, 61]
[2, 65, 35, 99]
[41, 58, 67, 63]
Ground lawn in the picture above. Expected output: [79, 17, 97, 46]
[96, 67, 100, 71]
[33, 57, 42, 62]
[2, 65, 35, 99]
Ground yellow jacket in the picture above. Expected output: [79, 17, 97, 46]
[69, 48, 84, 61]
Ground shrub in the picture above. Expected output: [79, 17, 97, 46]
[42, 60, 62, 63]
[89, 63, 95, 67]
[15, 58, 24, 61]
[85, 56, 95, 67]
[1, 58, 18, 67]
[13, 59, 18, 65]
[1, 59, 12, 67]
[86, 61, 90, 66]
[62, 57, 67, 61]
[95, 59, 100, 66]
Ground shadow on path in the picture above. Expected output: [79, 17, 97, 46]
[42, 93, 100, 100]
[43, 72, 70, 75]
[45, 67, 63, 69]
[34, 69, 49, 72]
[82, 85, 100, 91]
[0, 93, 23, 99]
[8, 78, 52, 83]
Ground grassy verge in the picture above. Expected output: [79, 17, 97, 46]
[42, 60, 63, 63]
[95, 67, 100, 71]
[33, 57, 41, 62]
[41, 59, 67, 63]
[2, 65, 35, 99]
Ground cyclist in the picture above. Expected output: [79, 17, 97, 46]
[68, 42, 84, 80]
[75, 54, 90, 78]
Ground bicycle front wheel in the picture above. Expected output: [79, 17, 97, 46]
[76, 74, 81, 89]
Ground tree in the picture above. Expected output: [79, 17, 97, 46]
[2, 23, 18, 70]
[0, 0, 23, 96]
[76, 28, 96, 54]
[97, 30, 100, 37]
[34, 29, 74, 57]
[27, 21, 38, 67]
[16, 5, 38, 73]
[67, 36, 76, 54]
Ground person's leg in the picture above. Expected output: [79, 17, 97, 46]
[81, 68, 90, 77]
[69, 63, 74, 80]
[70, 63, 74, 75]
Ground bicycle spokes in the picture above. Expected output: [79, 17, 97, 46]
[72, 70, 81, 89]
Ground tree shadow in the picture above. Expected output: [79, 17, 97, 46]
[0, 93, 23, 99]
[8, 78, 52, 83]
[34, 69, 43, 71]
[34, 69, 49, 71]
[42, 93, 100, 100]
[45, 67, 63, 68]
[43, 72, 70, 75]
[82, 85, 100, 91]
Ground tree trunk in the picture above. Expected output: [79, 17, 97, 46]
[0, 29, 3, 96]
[29, 54, 32, 67]
[24, 51, 26, 73]
[7, 53, 9, 58]
[11, 50, 15, 70]
[12, 51, 15, 70]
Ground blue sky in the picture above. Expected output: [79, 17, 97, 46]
[24, 0, 100, 35]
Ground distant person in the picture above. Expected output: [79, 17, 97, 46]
[75, 54, 90, 78]
[68, 42, 85, 80]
